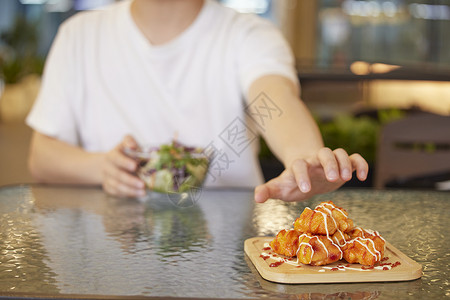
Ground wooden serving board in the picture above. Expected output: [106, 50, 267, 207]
[244, 237, 422, 284]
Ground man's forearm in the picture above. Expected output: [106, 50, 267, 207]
[248, 75, 324, 168]
[28, 131, 105, 185]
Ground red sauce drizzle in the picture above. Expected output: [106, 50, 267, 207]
[331, 267, 339, 271]
[392, 261, 401, 268]
[262, 247, 271, 251]
[269, 261, 284, 268]
[259, 254, 270, 260]
[383, 267, 389, 271]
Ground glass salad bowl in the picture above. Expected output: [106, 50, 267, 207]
[125, 142, 210, 199]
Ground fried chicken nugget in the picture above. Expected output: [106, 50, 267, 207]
[293, 207, 337, 236]
[331, 230, 350, 247]
[315, 201, 354, 233]
[297, 233, 343, 266]
[341, 235, 386, 266]
[269, 229, 301, 257]
[348, 227, 385, 241]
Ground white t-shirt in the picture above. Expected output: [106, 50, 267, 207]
[26, 0, 298, 188]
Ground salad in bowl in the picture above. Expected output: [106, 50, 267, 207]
[126, 141, 210, 194]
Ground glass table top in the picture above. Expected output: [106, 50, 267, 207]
[0, 184, 448, 299]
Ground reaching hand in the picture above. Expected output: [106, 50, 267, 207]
[102, 135, 146, 197]
[254, 147, 368, 203]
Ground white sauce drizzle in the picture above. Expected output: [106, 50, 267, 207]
[349, 228, 386, 258]
[314, 209, 343, 260]
[353, 226, 363, 235]
[334, 229, 346, 247]
[319, 202, 348, 218]
[368, 238, 381, 260]
[316, 205, 338, 229]
[315, 210, 331, 235]
[365, 229, 386, 253]
[331, 206, 347, 218]
[371, 230, 386, 243]
[261, 252, 299, 266]
[321, 264, 392, 271]
[355, 238, 379, 261]
[315, 236, 329, 258]
[297, 233, 314, 264]
[364, 228, 375, 235]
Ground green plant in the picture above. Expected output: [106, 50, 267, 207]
[0, 16, 44, 83]
[259, 109, 406, 165]
[317, 109, 406, 163]
[258, 137, 274, 160]
[318, 114, 379, 162]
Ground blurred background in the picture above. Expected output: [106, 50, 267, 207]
[1, 0, 449, 189]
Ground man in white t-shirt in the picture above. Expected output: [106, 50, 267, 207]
[26, 0, 368, 202]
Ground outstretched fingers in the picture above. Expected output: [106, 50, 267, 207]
[318, 148, 368, 182]
[253, 147, 369, 203]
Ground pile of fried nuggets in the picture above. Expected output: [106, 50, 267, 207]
[270, 201, 386, 266]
